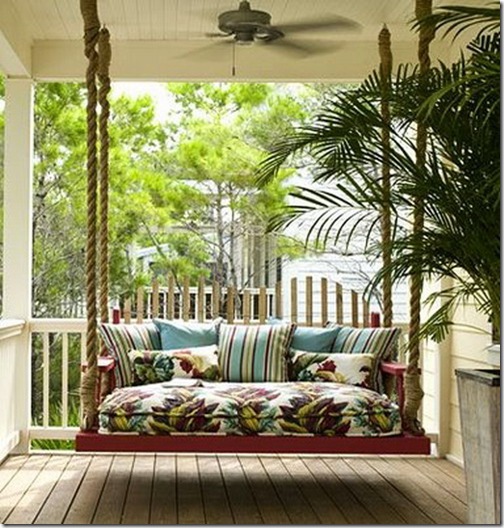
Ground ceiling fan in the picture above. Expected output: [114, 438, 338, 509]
[205, 0, 360, 56]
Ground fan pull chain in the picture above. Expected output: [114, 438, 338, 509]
[232, 41, 237, 77]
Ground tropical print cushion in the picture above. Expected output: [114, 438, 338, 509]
[153, 318, 220, 350]
[326, 324, 401, 391]
[288, 349, 374, 389]
[128, 346, 221, 385]
[98, 381, 401, 437]
[98, 323, 162, 388]
[218, 323, 296, 382]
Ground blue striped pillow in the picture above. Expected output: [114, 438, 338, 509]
[218, 323, 296, 382]
[98, 323, 162, 387]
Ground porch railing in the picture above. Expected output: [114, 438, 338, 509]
[29, 275, 387, 441]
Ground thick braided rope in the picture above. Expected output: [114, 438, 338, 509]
[404, 0, 435, 435]
[379, 25, 393, 328]
[98, 28, 111, 326]
[80, 0, 100, 431]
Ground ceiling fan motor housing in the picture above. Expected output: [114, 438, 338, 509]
[218, 1, 283, 42]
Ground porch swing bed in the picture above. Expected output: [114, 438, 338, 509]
[75, 0, 432, 456]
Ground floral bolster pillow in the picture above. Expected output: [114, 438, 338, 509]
[288, 349, 374, 389]
[128, 345, 222, 385]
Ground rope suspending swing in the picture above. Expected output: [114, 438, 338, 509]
[378, 24, 393, 329]
[403, 0, 435, 436]
[80, 0, 111, 431]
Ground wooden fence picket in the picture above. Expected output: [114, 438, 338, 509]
[321, 277, 328, 326]
[167, 274, 175, 320]
[305, 276, 313, 327]
[290, 278, 298, 324]
[336, 282, 343, 324]
[351, 290, 358, 328]
[136, 286, 144, 323]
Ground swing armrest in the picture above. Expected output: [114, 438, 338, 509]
[380, 361, 407, 417]
[81, 356, 116, 404]
[80, 356, 115, 372]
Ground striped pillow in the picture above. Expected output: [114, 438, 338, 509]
[98, 323, 162, 387]
[218, 323, 296, 382]
[327, 325, 401, 391]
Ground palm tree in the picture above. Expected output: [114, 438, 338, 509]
[258, 4, 500, 342]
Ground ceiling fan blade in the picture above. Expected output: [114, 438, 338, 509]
[205, 32, 232, 38]
[256, 38, 343, 58]
[278, 16, 361, 34]
[176, 40, 233, 61]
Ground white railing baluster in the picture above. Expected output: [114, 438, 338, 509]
[42, 332, 50, 428]
[62, 332, 69, 428]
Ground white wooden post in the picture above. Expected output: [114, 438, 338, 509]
[3, 78, 34, 453]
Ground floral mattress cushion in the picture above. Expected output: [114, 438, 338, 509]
[98, 381, 401, 437]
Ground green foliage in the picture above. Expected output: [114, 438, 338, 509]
[163, 82, 309, 288]
[259, 6, 500, 343]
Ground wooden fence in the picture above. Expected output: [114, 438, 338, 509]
[119, 275, 374, 328]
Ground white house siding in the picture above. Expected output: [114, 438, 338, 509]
[448, 303, 493, 462]
[421, 278, 494, 463]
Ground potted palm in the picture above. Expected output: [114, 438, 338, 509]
[258, 4, 500, 523]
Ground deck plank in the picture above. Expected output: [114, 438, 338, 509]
[239, 455, 291, 525]
[197, 455, 233, 524]
[63, 455, 112, 525]
[367, 457, 463, 524]
[426, 457, 466, 483]
[93, 455, 134, 524]
[0, 455, 28, 493]
[121, 455, 155, 524]
[260, 455, 320, 525]
[324, 457, 406, 524]
[348, 458, 434, 524]
[283, 456, 347, 524]
[405, 458, 467, 504]
[305, 457, 375, 524]
[150, 455, 178, 524]
[33, 455, 91, 524]
[177, 455, 206, 525]
[385, 458, 467, 522]
[4, 456, 70, 525]
[0, 455, 48, 523]
[219, 454, 263, 524]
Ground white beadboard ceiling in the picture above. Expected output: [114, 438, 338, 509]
[8, 0, 472, 41]
[0, 0, 483, 81]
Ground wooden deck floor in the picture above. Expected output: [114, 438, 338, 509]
[0, 453, 466, 524]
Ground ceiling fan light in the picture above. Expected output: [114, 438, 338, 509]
[235, 32, 254, 45]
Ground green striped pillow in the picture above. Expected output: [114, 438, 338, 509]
[98, 323, 162, 388]
[218, 323, 296, 382]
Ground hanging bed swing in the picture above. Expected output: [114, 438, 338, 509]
[75, 0, 431, 455]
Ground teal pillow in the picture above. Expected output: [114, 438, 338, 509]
[291, 326, 341, 352]
[153, 319, 219, 350]
[268, 318, 341, 352]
